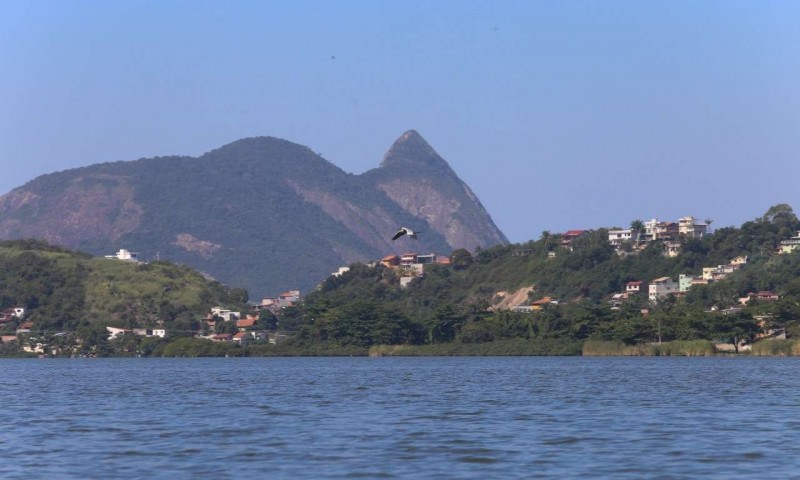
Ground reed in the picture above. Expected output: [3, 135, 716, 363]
[369, 339, 582, 356]
[749, 339, 800, 356]
[582, 340, 715, 356]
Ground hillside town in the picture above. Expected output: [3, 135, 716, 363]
[3, 212, 800, 356]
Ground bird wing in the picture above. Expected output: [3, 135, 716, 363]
[392, 229, 406, 241]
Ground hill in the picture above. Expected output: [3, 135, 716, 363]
[0, 239, 248, 336]
[288, 204, 800, 351]
[0, 131, 507, 297]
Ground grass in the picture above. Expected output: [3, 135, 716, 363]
[368, 338, 582, 356]
[582, 339, 716, 356]
[749, 339, 800, 356]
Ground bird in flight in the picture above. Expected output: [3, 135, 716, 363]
[392, 227, 418, 241]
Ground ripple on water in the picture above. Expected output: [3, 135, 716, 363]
[4, 357, 800, 479]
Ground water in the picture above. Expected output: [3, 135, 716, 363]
[2, 357, 800, 479]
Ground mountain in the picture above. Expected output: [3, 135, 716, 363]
[0, 131, 507, 296]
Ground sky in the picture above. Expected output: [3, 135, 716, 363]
[2, 0, 799, 243]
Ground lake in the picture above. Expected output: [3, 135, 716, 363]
[2, 357, 800, 479]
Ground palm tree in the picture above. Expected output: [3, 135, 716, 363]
[630, 219, 645, 247]
[540, 230, 555, 251]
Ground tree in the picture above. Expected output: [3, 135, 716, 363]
[450, 249, 474, 270]
[630, 219, 645, 247]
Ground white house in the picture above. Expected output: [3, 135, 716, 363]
[104, 249, 140, 262]
[211, 307, 240, 322]
[678, 216, 709, 238]
[608, 229, 634, 248]
[649, 277, 679, 302]
[779, 231, 800, 254]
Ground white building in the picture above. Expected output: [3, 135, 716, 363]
[608, 229, 634, 248]
[649, 277, 679, 302]
[211, 307, 240, 322]
[678, 216, 709, 238]
[104, 249, 140, 262]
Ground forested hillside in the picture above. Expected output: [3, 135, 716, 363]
[0, 239, 249, 336]
[287, 205, 800, 351]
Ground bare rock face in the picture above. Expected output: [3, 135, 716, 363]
[364, 130, 508, 251]
[0, 131, 507, 295]
[0, 174, 143, 246]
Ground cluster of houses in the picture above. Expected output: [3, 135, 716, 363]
[376, 252, 451, 287]
[606, 216, 710, 256]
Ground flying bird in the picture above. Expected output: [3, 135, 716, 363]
[392, 227, 418, 241]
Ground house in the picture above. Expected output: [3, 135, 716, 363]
[678, 274, 694, 292]
[104, 249, 140, 262]
[211, 333, 233, 342]
[739, 291, 780, 305]
[416, 253, 436, 265]
[233, 331, 249, 345]
[236, 317, 258, 331]
[561, 230, 587, 249]
[277, 290, 300, 308]
[664, 241, 682, 257]
[678, 216, 709, 238]
[211, 307, 240, 322]
[779, 231, 800, 254]
[435, 256, 452, 265]
[730, 256, 748, 266]
[380, 255, 400, 268]
[400, 253, 418, 267]
[1, 335, 18, 343]
[625, 281, 645, 294]
[643, 219, 678, 242]
[106, 326, 132, 340]
[608, 229, 634, 248]
[331, 266, 350, 277]
[132, 328, 166, 338]
[609, 293, 627, 309]
[531, 297, 558, 310]
[649, 277, 679, 302]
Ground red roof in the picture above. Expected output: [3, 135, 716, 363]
[626, 281, 643, 286]
[236, 318, 257, 328]
[381, 254, 399, 261]
[563, 230, 586, 237]
[233, 332, 247, 339]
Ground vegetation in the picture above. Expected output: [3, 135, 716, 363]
[3, 204, 800, 357]
[0, 239, 249, 336]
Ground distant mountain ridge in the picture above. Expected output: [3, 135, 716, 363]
[0, 131, 508, 296]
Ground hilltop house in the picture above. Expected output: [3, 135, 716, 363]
[104, 249, 140, 262]
[678, 216, 710, 238]
[561, 230, 587, 249]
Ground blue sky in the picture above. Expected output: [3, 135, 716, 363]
[2, 1, 798, 243]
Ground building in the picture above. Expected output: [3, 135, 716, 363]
[211, 307, 240, 322]
[104, 249, 140, 262]
[779, 231, 800, 254]
[626, 281, 645, 295]
[678, 216, 710, 238]
[649, 277, 679, 302]
[561, 230, 587, 249]
[277, 291, 300, 308]
[608, 229, 634, 248]
[643, 219, 678, 242]
[331, 266, 350, 277]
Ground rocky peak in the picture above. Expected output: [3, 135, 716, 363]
[379, 130, 451, 172]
